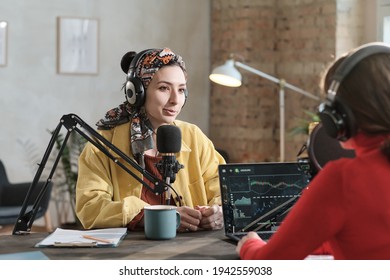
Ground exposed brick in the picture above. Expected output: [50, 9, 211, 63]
[210, 0, 363, 163]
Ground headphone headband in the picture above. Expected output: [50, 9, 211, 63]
[127, 49, 154, 80]
[331, 43, 390, 84]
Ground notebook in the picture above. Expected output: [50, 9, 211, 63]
[219, 161, 312, 242]
[35, 227, 128, 248]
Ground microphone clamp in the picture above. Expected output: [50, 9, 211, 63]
[155, 154, 184, 184]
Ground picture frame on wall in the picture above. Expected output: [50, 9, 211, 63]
[0, 21, 8, 66]
[57, 17, 98, 75]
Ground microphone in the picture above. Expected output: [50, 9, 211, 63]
[307, 122, 355, 175]
[155, 125, 184, 205]
[297, 122, 355, 178]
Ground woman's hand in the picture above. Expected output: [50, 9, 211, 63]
[176, 204, 224, 232]
[176, 206, 202, 232]
[196, 204, 224, 230]
[236, 231, 261, 256]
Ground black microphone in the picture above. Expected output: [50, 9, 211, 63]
[155, 125, 184, 205]
[307, 122, 355, 175]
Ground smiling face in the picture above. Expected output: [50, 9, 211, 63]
[144, 65, 187, 129]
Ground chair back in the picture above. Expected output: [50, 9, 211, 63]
[0, 160, 10, 186]
[0, 159, 53, 225]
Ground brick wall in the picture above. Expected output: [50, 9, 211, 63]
[210, 0, 338, 163]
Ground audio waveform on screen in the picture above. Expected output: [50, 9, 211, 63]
[249, 180, 304, 196]
[229, 175, 305, 196]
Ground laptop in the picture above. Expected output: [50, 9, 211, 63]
[219, 161, 312, 242]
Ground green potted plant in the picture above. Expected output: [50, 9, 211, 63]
[290, 110, 320, 136]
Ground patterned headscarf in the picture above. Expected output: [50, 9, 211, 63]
[135, 48, 186, 90]
[96, 48, 186, 167]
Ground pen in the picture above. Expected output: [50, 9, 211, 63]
[82, 235, 112, 244]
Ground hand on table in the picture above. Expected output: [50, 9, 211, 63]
[176, 204, 224, 232]
[196, 204, 224, 230]
[236, 231, 261, 256]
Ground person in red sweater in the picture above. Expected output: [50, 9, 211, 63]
[237, 42, 390, 260]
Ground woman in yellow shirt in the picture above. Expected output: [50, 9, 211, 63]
[76, 48, 225, 232]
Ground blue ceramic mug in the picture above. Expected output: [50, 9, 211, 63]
[144, 205, 181, 240]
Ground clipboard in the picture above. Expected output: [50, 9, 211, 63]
[35, 227, 128, 248]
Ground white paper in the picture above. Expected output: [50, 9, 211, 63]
[35, 227, 127, 247]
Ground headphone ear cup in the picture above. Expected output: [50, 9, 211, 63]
[122, 49, 153, 109]
[125, 78, 145, 108]
[337, 97, 357, 139]
[318, 96, 356, 141]
[318, 101, 342, 139]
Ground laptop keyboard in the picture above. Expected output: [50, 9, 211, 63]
[257, 231, 274, 241]
[232, 230, 275, 242]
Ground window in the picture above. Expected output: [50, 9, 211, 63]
[378, 0, 390, 42]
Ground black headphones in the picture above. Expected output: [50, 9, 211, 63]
[318, 42, 390, 141]
[122, 49, 189, 109]
[123, 49, 153, 108]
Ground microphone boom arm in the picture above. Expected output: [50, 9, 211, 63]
[13, 113, 170, 235]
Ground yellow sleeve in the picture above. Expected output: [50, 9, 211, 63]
[76, 131, 148, 229]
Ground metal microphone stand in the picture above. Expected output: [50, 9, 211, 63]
[12, 113, 170, 235]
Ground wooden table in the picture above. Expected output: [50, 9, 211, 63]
[0, 229, 239, 260]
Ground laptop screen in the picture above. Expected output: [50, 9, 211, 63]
[219, 162, 312, 235]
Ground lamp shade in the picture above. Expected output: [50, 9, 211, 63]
[209, 59, 242, 87]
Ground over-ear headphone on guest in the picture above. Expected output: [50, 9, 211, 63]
[121, 49, 154, 108]
[318, 42, 390, 141]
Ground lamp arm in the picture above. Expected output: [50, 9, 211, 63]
[13, 113, 170, 235]
[234, 61, 319, 101]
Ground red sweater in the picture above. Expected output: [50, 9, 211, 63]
[240, 133, 390, 259]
